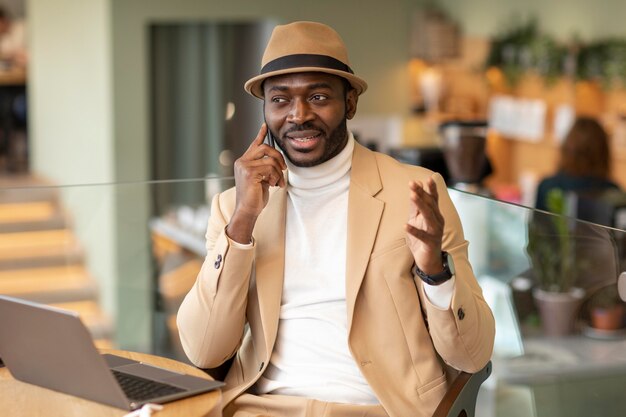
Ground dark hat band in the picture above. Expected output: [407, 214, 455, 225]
[260, 54, 354, 75]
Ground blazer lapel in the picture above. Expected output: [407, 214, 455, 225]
[345, 143, 384, 332]
[253, 184, 287, 357]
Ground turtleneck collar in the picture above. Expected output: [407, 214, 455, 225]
[285, 132, 355, 190]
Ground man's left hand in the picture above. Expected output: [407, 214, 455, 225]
[405, 177, 445, 275]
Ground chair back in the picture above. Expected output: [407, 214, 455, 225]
[432, 361, 492, 417]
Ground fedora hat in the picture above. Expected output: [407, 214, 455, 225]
[244, 21, 368, 99]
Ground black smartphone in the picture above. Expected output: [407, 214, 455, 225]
[266, 128, 275, 148]
[263, 114, 275, 148]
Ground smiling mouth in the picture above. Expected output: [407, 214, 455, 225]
[288, 132, 322, 142]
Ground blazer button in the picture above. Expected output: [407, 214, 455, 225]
[457, 307, 465, 320]
[214, 254, 223, 269]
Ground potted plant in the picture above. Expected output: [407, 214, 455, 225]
[588, 285, 625, 331]
[484, 16, 566, 87]
[577, 39, 626, 88]
[526, 189, 586, 336]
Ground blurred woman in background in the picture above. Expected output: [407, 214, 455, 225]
[535, 116, 620, 212]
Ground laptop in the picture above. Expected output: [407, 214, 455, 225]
[0, 295, 224, 410]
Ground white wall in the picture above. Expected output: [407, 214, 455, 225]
[29, 0, 113, 185]
[27, 0, 118, 318]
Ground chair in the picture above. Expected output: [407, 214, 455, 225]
[433, 361, 492, 417]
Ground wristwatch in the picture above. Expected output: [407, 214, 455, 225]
[414, 251, 455, 286]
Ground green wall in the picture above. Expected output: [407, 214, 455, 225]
[436, 0, 626, 40]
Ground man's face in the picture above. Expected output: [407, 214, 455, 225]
[263, 72, 358, 167]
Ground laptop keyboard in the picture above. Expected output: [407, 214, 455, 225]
[112, 370, 185, 402]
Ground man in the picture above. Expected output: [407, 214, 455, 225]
[178, 21, 494, 417]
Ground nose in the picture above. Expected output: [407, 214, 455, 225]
[286, 98, 314, 124]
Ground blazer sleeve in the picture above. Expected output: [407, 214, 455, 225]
[177, 192, 254, 369]
[417, 173, 495, 373]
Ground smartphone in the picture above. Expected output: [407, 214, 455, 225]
[266, 128, 275, 148]
[263, 115, 275, 148]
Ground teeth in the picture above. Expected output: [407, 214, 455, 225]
[291, 134, 320, 142]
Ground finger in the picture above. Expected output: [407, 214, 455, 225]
[249, 123, 268, 148]
[425, 176, 439, 203]
[422, 179, 444, 225]
[241, 124, 270, 161]
[408, 184, 444, 228]
[245, 155, 285, 177]
[410, 197, 444, 229]
[244, 159, 286, 187]
[260, 169, 286, 188]
[409, 181, 436, 213]
[245, 142, 278, 160]
[408, 179, 422, 192]
[242, 125, 287, 170]
[404, 223, 439, 244]
[267, 145, 288, 170]
[408, 180, 423, 206]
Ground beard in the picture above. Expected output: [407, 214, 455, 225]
[272, 117, 349, 168]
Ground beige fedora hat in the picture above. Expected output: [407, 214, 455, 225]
[244, 21, 368, 99]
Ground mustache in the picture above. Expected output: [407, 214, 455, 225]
[283, 123, 323, 135]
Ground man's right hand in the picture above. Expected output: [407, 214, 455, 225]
[226, 124, 287, 244]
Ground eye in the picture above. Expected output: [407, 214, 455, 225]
[310, 94, 328, 101]
[271, 96, 288, 103]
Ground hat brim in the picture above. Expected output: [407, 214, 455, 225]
[244, 67, 368, 99]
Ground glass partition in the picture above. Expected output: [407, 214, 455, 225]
[0, 178, 624, 416]
[450, 188, 626, 417]
[0, 176, 233, 355]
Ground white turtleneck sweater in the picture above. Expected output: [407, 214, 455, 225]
[254, 134, 379, 404]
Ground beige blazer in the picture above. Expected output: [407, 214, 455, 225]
[177, 142, 495, 417]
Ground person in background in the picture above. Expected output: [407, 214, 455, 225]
[0, 5, 27, 173]
[0, 6, 26, 70]
[177, 21, 494, 417]
[535, 116, 620, 212]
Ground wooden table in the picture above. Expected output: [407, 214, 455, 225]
[0, 349, 222, 417]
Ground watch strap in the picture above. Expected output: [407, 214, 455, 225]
[414, 251, 453, 286]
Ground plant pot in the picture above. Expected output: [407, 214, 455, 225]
[590, 304, 625, 331]
[533, 287, 585, 337]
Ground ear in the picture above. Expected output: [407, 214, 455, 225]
[345, 89, 358, 120]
